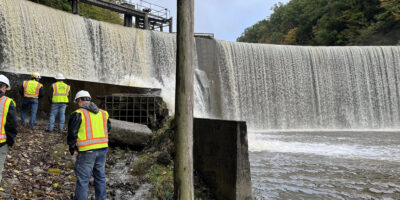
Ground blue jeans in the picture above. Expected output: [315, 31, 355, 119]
[20, 97, 39, 127]
[0, 144, 8, 183]
[48, 103, 67, 131]
[74, 149, 107, 200]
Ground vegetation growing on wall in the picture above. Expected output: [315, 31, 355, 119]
[237, 0, 400, 45]
[28, 0, 124, 25]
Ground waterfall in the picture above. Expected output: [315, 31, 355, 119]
[1, 0, 400, 130]
[216, 41, 400, 130]
[0, 0, 208, 117]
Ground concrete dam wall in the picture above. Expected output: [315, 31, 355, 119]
[1, 0, 400, 131]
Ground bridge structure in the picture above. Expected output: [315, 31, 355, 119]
[71, 0, 173, 32]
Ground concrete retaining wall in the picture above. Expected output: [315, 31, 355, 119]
[194, 118, 252, 200]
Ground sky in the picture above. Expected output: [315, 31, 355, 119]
[129, 0, 290, 41]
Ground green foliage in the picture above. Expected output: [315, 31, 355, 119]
[131, 153, 156, 175]
[146, 164, 174, 200]
[28, 0, 72, 12]
[238, 0, 400, 45]
[29, 0, 123, 25]
[80, 3, 123, 25]
[151, 116, 175, 155]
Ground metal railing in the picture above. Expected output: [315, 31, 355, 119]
[123, 0, 170, 19]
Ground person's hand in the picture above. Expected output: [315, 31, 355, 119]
[74, 151, 78, 157]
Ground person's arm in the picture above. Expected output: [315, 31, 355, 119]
[5, 102, 18, 147]
[19, 85, 24, 96]
[48, 85, 53, 103]
[68, 86, 72, 104]
[67, 112, 82, 155]
[107, 118, 111, 136]
[38, 86, 44, 99]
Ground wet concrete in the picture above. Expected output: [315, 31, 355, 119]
[194, 118, 252, 200]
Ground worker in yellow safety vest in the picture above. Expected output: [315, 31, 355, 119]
[19, 72, 44, 129]
[67, 90, 111, 200]
[0, 74, 18, 183]
[46, 73, 71, 133]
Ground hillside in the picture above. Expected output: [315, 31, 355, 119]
[237, 0, 400, 45]
[28, 0, 124, 25]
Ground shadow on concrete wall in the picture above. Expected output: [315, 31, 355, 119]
[194, 118, 253, 200]
[0, 71, 160, 120]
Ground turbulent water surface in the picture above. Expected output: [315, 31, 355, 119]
[249, 130, 400, 199]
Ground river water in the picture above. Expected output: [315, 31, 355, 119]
[249, 130, 400, 199]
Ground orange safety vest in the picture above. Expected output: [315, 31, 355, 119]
[75, 108, 109, 151]
[23, 80, 42, 98]
[0, 96, 15, 143]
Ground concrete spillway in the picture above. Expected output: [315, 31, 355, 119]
[1, 0, 400, 130]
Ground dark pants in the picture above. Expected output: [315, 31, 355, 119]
[20, 97, 38, 127]
[74, 149, 107, 200]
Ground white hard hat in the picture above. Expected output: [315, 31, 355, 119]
[55, 73, 65, 80]
[31, 72, 41, 79]
[0, 74, 10, 90]
[74, 90, 91, 103]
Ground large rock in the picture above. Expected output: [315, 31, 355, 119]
[109, 119, 152, 149]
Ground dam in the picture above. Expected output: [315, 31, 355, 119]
[1, 0, 400, 199]
[2, 0, 400, 130]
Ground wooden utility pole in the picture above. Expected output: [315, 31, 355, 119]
[174, 0, 194, 199]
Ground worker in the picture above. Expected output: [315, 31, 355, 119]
[67, 90, 111, 200]
[46, 73, 71, 133]
[19, 72, 44, 129]
[0, 75, 17, 183]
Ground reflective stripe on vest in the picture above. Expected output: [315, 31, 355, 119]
[52, 82, 70, 103]
[75, 108, 109, 151]
[0, 96, 13, 143]
[23, 80, 42, 98]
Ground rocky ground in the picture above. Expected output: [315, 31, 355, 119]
[0, 122, 147, 200]
[0, 118, 214, 200]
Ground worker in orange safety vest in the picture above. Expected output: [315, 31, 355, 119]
[0, 74, 17, 183]
[67, 90, 111, 200]
[19, 72, 44, 129]
[46, 73, 71, 133]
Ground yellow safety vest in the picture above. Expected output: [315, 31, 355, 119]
[75, 108, 109, 152]
[23, 80, 43, 98]
[0, 96, 15, 144]
[52, 81, 70, 103]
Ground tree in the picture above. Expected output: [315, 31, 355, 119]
[237, 0, 400, 45]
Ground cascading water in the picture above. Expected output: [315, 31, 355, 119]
[0, 0, 209, 117]
[216, 41, 400, 130]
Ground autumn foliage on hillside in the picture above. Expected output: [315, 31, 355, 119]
[237, 0, 400, 45]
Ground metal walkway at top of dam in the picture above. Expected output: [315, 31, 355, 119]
[71, 0, 173, 32]
[70, 0, 215, 39]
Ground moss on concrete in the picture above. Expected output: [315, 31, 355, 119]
[130, 115, 214, 199]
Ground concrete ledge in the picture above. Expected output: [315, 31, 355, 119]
[194, 118, 252, 200]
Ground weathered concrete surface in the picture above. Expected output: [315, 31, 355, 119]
[195, 38, 222, 118]
[194, 118, 252, 200]
[109, 119, 152, 149]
